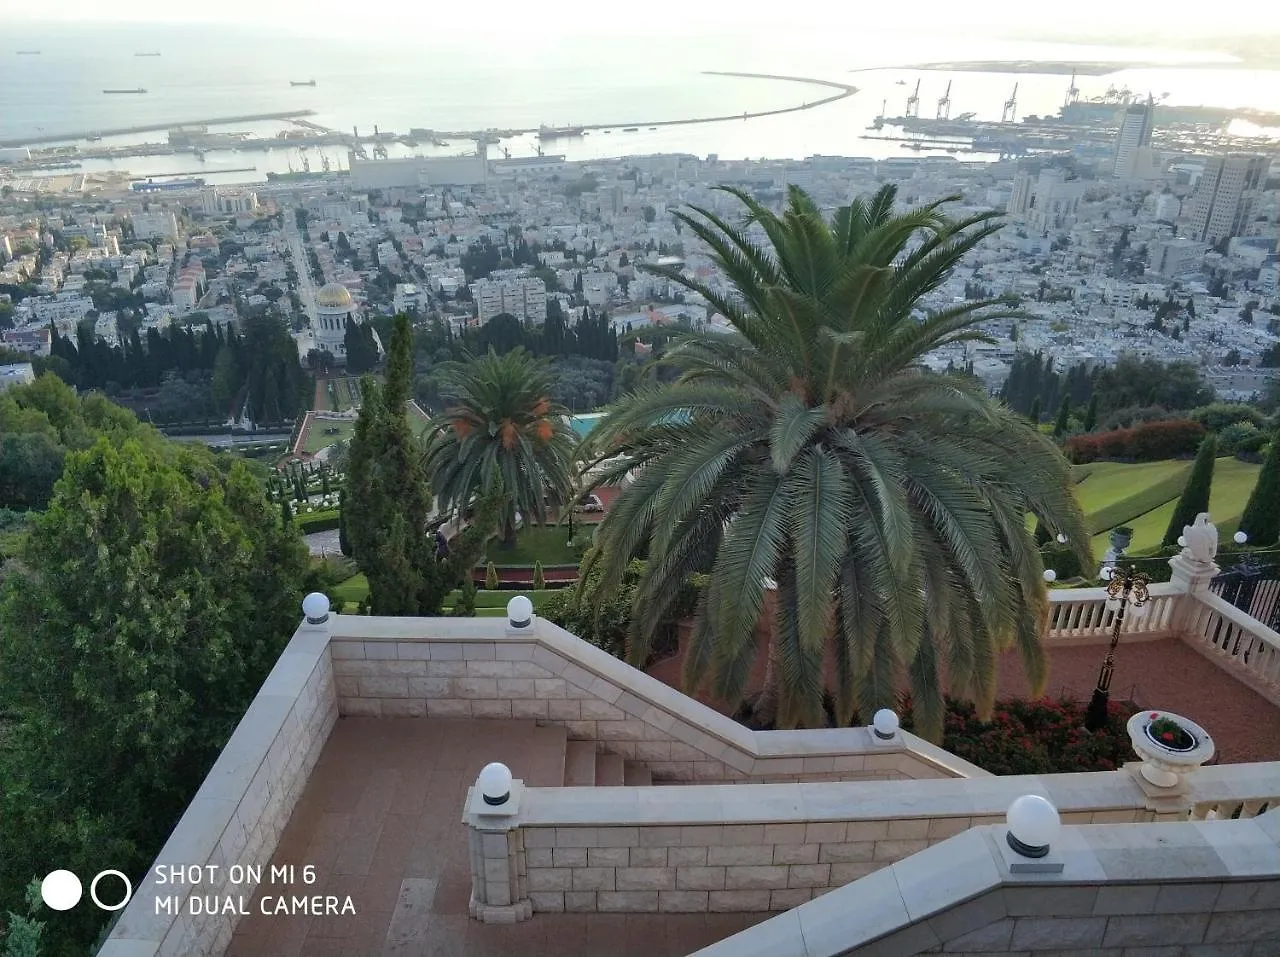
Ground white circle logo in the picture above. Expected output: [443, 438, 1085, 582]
[90, 870, 133, 912]
[41, 870, 83, 911]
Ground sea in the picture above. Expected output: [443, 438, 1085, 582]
[4, 21, 1280, 185]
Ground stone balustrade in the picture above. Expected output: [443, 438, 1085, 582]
[688, 810, 1280, 957]
[1044, 582, 1180, 645]
[463, 761, 1280, 919]
[328, 615, 986, 783]
[1183, 590, 1280, 708]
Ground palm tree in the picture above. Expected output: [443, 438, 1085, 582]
[424, 348, 577, 547]
[580, 185, 1090, 739]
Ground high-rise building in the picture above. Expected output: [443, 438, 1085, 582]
[470, 277, 548, 324]
[1184, 153, 1268, 246]
[1113, 101, 1154, 178]
[1007, 171, 1034, 217]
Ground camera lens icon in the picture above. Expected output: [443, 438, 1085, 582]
[41, 870, 133, 912]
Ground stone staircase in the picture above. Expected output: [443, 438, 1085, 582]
[525, 723, 653, 786]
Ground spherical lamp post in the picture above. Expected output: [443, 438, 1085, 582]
[302, 592, 330, 625]
[1006, 795, 1061, 859]
[871, 709, 899, 742]
[477, 762, 513, 807]
[507, 595, 533, 629]
[1234, 531, 1248, 545]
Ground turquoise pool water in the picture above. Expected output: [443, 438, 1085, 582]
[568, 413, 606, 439]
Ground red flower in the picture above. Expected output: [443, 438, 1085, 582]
[1161, 731, 1175, 742]
[1149, 712, 1159, 719]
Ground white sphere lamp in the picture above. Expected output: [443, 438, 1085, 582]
[1234, 530, 1248, 545]
[1006, 794, 1060, 859]
[507, 595, 534, 629]
[1101, 566, 1115, 581]
[1177, 535, 1187, 548]
[477, 762, 513, 807]
[1056, 533, 1068, 544]
[1043, 569, 1057, 583]
[872, 708, 900, 741]
[302, 592, 330, 624]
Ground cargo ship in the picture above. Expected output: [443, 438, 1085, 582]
[135, 51, 161, 56]
[537, 125, 585, 139]
[104, 88, 147, 94]
[16, 50, 41, 55]
[290, 79, 316, 87]
[132, 177, 204, 192]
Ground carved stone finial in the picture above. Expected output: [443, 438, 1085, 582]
[1181, 513, 1218, 566]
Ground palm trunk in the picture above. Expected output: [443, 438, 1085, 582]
[752, 640, 781, 728]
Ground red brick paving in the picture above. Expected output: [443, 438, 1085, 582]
[224, 718, 763, 957]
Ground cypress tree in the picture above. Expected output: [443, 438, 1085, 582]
[1029, 396, 1041, 425]
[1163, 435, 1217, 547]
[1082, 393, 1099, 432]
[281, 498, 292, 526]
[338, 491, 352, 556]
[1053, 397, 1071, 437]
[485, 561, 499, 590]
[1239, 434, 1280, 546]
[532, 560, 545, 590]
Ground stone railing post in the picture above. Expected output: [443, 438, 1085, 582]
[463, 763, 532, 924]
[1167, 548, 1220, 640]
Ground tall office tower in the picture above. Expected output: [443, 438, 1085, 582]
[1185, 153, 1269, 246]
[1112, 100, 1154, 178]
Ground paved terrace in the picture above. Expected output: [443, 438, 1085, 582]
[224, 718, 763, 957]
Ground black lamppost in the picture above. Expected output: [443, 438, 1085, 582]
[1083, 564, 1151, 731]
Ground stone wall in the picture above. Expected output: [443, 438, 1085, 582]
[99, 623, 338, 957]
[506, 768, 1193, 916]
[327, 616, 982, 783]
[689, 811, 1280, 957]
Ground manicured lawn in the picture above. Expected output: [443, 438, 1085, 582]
[329, 573, 558, 613]
[484, 524, 587, 566]
[1073, 460, 1189, 519]
[1089, 457, 1260, 556]
[304, 418, 356, 454]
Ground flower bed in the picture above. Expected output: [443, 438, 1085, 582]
[901, 696, 1136, 775]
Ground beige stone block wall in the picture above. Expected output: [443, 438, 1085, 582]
[99, 626, 340, 957]
[327, 625, 970, 784]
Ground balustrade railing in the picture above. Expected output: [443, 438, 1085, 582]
[1181, 591, 1280, 707]
[1045, 581, 1181, 643]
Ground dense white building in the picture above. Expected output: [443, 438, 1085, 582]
[1185, 153, 1269, 246]
[1113, 101, 1154, 179]
[1151, 238, 1208, 278]
[348, 153, 488, 190]
[201, 188, 260, 215]
[131, 210, 180, 242]
[470, 277, 547, 323]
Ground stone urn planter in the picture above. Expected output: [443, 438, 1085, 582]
[1127, 711, 1215, 788]
[1109, 526, 1134, 553]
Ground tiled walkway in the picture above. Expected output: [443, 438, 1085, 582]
[225, 719, 762, 957]
[995, 637, 1280, 765]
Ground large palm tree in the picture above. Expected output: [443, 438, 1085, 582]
[424, 348, 578, 547]
[580, 185, 1090, 740]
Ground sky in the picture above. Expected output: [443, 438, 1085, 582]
[4, 0, 1276, 39]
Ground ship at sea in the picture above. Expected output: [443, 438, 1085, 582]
[104, 88, 147, 94]
[135, 51, 161, 57]
[16, 50, 42, 55]
[132, 178, 204, 192]
[290, 79, 316, 87]
[537, 125, 585, 140]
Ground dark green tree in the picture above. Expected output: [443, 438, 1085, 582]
[1053, 397, 1071, 437]
[1239, 434, 1280, 546]
[1163, 435, 1218, 547]
[345, 315, 499, 614]
[281, 497, 292, 525]
[485, 561, 499, 590]
[0, 436, 310, 953]
[338, 490, 352, 556]
[1029, 396, 1041, 425]
[1082, 393, 1099, 432]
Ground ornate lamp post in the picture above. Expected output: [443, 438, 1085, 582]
[1084, 564, 1151, 731]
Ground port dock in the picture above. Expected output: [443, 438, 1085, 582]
[0, 111, 317, 148]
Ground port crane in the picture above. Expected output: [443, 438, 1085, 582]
[1064, 70, 1080, 108]
[936, 80, 951, 120]
[372, 124, 388, 159]
[1001, 83, 1018, 124]
[905, 79, 921, 119]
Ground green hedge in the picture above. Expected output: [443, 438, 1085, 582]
[1086, 467, 1191, 535]
[296, 509, 340, 533]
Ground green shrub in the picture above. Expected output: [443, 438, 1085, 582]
[295, 510, 340, 534]
[1190, 403, 1265, 433]
[532, 560, 545, 590]
[485, 561, 499, 590]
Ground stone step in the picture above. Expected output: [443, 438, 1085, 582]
[564, 739, 598, 787]
[623, 760, 652, 786]
[594, 750, 625, 786]
[524, 724, 568, 788]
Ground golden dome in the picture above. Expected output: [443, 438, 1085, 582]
[315, 283, 354, 309]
